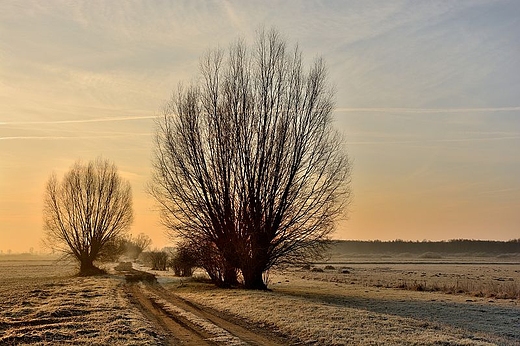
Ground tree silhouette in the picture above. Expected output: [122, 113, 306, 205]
[43, 158, 133, 275]
[151, 29, 351, 289]
[124, 233, 152, 260]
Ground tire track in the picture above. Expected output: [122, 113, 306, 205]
[124, 282, 288, 346]
[124, 283, 215, 345]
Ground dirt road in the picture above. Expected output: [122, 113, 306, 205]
[123, 282, 288, 346]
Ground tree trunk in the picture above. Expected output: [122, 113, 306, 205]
[222, 265, 238, 287]
[242, 262, 267, 290]
[79, 258, 104, 276]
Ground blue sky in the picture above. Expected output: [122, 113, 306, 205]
[1, 1, 519, 252]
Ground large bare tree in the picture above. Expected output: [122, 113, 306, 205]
[44, 158, 133, 275]
[151, 29, 351, 289]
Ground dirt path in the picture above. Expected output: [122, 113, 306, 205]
[124, 283, 213, 345]
[124, 282, 288, 346]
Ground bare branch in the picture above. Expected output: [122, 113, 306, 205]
[150, 29, 351, 289]
[43, 157, 133, 275]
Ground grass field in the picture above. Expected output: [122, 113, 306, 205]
[0, 259, 161, 345]
[172, 263, 519, 345]
[1, 255, 518, 345]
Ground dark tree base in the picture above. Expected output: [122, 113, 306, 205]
[78, 265, 106, 277]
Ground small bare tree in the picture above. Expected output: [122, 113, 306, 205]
[144, 250, 168, 271]
[151, 29, 351, 289]
[43, 158, 133, 275]
[124, 233, 152, 260]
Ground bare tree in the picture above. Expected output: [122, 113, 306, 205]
[168, 242, 197, 277]
[176, 237, 235, 286]
[150, 29, 351, 289]
[97, 235, 127, 262]
[124, 233, 152, 260]
[133, 233, 152, 252]
[144, 250, 168, 271]
[43, 158, 133, 275]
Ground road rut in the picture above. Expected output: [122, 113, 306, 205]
[124, 282, 288, 346]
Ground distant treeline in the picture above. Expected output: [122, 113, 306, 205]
[332, 239, 520, 254]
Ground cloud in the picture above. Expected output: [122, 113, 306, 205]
[347, 136, 520, 145]
[0, 133, 151, 141]
[0, 115, 157, 126]
[335, 107, 520, 114]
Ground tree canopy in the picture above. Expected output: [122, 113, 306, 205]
[44, 158, 133, 275]
[151, 29, 351, 289]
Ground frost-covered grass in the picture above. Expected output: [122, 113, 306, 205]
[302, 261, 520, 299]
[140, 284, 247, 345]
[3, 259, 518, 345]
[0, 260, 162, 345]
[170, 269, 519, 345]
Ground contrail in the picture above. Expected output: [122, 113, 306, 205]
[335, 107, 520, 113]
[0, 133, 152, 140]
[0, 115, 157, 126]
[348, 135, 520, 145]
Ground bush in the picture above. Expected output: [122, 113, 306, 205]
[142, 251, 168, 270]
[169, 246, 197, 277]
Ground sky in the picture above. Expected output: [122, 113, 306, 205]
[1, 0, 519, 253]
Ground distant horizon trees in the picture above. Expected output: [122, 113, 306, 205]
[43, 158, 133, 276]
[150, 29, 351, 289]
[331, 239, 520, 255]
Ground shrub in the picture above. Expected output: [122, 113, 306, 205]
[142, 251, 168, 271]
[169, 246, 197, 277]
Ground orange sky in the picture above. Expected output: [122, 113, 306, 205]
[1, 1, 519, 253]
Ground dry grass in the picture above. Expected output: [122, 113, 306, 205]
[140, 283, 247, 345]
[172, 279, 512, 345]
[2, 257, 519, 345]
[303, 259, 520, 300]
[395, 277, 520, 299]
[165, 260, 519, 345]
[0, 260, 162, 345]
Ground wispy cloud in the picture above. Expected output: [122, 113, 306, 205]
[348, 135, 520, 145]
[0, 133, 151, 141]
[0, 115, 156, 126]
[335, 107, 520, 114]
[477, 187, 520, 195]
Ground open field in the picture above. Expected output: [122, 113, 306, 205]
[1, 257, 519, 345]
[0, 259, 162, 345]
[171, 267, 519, 345]
[307, 261, 520, 299]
